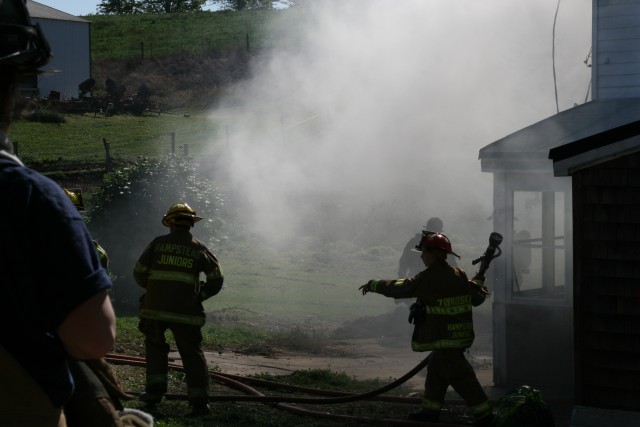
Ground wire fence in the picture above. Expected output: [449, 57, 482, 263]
[95, 29, 298, 61]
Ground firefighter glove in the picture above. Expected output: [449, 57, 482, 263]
[469, 279, 490, 307]
[471, 273, 485, 284]
[408, 302, 426, 325]
[359, 282, 372, 295]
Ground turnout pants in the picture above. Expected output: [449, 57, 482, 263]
[422, 349, 491, 419]
[139, 319, 209, 405]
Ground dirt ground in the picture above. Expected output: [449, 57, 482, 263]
[199, 335, 493, 394]
[181, 330, 572, 427]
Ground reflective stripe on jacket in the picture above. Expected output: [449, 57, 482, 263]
[133, 228, 223, 326]
[369, 259, 475, 351]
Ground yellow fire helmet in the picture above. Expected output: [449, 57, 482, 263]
[162, 203, 203, 228]
[63, 188, 85, 211]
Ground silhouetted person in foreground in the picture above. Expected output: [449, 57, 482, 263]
[0, 2, 116, 424]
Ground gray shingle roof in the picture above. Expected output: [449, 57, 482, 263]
[27, 0, 89, 23]
[478, 98, 640, 172]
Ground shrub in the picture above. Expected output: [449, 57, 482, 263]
[27, 110, 66, 124]
[87, 155, 225, 313]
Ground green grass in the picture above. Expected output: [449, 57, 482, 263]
[114, 313, 338, 356]
[9, 112, 222, 164]
[87, 9, 309, 61]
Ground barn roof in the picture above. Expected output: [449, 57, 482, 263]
[478, 98, 640, 173]
[27, 0, 89, 23]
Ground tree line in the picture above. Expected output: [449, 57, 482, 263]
[97, 0, 293, 14]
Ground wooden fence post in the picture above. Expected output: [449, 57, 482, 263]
[171, 132, 176, 154]
[12, 140, 18, 156]
[183, 144, 189, 156]
[102, 138, 112, 171]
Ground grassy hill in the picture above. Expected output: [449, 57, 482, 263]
[85, 8, 308, 109]
[11, 9, 305, 165]
[87, 9, 304, 61]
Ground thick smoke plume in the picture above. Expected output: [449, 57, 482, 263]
[209, 0, 591, 251]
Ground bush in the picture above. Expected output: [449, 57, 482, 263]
[86, 155, 225, 313]
[27, 110, 66, 124]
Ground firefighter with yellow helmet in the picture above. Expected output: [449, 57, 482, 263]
[359, 231, 493, 426]
[63, 188, 109, 268]
[134, 203, 224, 416]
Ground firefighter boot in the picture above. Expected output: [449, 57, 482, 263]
[138, 392, 163, 405]
[188, 403, 210, 417]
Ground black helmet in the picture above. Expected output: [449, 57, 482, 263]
[424, 217, 443, 233]
[0, 0, 51, 73]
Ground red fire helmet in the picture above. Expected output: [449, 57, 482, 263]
[413, 231, 460, 258]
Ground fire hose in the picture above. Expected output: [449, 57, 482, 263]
[104, 233, 504, 425]
[107, 352, 426, 404]
[105, 353, 474, 426]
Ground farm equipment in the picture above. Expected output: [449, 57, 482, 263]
[29, 77, 155, 116]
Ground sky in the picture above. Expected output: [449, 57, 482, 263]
[34, 1, 219, 15]
[34, 1, 118, 15]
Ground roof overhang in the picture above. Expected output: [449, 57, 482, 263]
[549, 119, 640, 176]
[479, 99, 640, 174]
[27, 0, 88, 23]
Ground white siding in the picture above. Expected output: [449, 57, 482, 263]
[32, 19, 91, 99]
[593, 0, 640, 100]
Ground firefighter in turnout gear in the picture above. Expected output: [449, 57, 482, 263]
[360, 231, 493, 426]
[398, 217, 458, 278]
[134, 203, 224, 416]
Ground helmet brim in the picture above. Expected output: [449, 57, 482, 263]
[162, 214, 203, 227]
[412, 246, 461, 259]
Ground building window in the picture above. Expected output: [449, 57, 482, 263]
[511, 191, 568, 299]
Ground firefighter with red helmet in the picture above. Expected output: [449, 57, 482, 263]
[360, 231, 493, 426]
[133, 203, 224, 416]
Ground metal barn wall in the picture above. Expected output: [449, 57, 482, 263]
[572, 150, 640, 411]
[33, 18, 91, 99]
[593, 0, 640, 100]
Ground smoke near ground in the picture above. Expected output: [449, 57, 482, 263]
[207, 0, 591, 255]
